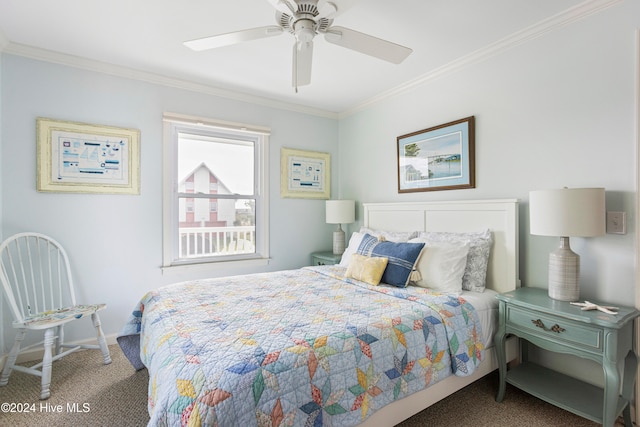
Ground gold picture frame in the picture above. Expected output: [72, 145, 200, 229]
[280, 147, 330, 199]
[36, 118, 140, 194]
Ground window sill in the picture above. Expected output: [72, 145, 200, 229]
[161, 257, 270, 275]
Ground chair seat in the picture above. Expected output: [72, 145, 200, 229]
[14, 303, 107, 330]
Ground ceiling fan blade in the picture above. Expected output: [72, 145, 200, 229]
[264, 0, 296, 14]
[317, 0, 359, 19]
[184, 26, 283, 51]
[324, 26, 412, 64]
[316, 0, 338, 19]
[292, 41, 313, 89]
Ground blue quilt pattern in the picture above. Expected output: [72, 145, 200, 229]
[118, 266, 484, 426]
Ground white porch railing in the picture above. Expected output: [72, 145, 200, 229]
[179, 226, 255, 258]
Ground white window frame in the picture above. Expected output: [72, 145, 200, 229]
[162, 113, 270, 273]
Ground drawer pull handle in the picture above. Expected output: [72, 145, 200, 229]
[532, 319, 565, 333]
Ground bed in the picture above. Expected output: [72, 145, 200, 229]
[118, 199, 520, 426]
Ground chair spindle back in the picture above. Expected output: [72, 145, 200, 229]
[0, 233, 76, 322]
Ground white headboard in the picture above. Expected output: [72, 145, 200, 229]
[363, 199, 520, 293]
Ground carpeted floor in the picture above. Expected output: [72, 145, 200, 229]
[0, 344, 149, 427]
[0, 344, 626, 426]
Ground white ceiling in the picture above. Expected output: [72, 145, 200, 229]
[0, 0, 606, 114]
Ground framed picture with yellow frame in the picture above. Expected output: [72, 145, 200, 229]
[280, 147, 330, 199]
[36, 118, 140, 194]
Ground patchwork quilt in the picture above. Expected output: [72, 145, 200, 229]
[118, 266, 485, 427]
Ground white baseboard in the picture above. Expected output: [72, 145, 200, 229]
[0, 333, 119, 371]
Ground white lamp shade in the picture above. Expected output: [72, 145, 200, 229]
[529, 188, 605, 237]
[326, 200, 355, 224]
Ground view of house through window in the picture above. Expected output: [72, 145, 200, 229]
[178, 132, 255, 259]
[161, 114, 270, 266]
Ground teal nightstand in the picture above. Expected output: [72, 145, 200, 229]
[310, 251, 342, 266]
[495, 287, 640, 427]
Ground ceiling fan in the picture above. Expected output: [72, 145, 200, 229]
[184, 0, 413, 91]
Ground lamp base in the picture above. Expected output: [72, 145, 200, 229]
[548, 236, 580, 301]
[333, 225, 345, 255]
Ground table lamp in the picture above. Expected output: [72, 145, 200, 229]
[529, 188, 605, 301]
[325, 200, 355, 255]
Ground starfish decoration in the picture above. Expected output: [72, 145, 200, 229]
[570, 301, 619, 315]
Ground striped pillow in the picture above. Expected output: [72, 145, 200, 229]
[356, 234, 425, 288]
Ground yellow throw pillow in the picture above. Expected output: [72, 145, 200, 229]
[345, 253, 389, 285]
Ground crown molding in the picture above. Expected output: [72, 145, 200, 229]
[1, 42, 339, 120]
[339, 0, 623, 118]
[0, 29, 8, 52]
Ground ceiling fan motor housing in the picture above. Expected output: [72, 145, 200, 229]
[296, 0, 321, 15]
[278, 0, 332, 39]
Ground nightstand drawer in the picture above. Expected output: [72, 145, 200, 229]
[507, 306, 602, 351]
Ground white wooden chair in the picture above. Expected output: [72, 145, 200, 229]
[0, 232, 111, 399]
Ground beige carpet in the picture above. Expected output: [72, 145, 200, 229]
[0, 344, 625, 426]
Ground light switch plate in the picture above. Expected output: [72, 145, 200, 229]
[606, 211, 626, 234]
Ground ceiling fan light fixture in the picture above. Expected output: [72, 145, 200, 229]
[293, 18, 316, 44]
[297, 40, 312, 51]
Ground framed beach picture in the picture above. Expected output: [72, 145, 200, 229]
[36, 118, 140, 194]
[280, 147, 330, 199]
[397, 116, 475, 193]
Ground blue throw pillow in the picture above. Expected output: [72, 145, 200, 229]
[356, 234, 425, 288]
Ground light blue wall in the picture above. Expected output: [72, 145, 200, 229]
[339, 0, 639, 306]
[0, 55, 339, 343]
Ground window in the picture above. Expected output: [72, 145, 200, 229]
[162, 113, 269, 270]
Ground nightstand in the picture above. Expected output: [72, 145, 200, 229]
[495, 287, 640, 427]
[310, 251, 342, 266]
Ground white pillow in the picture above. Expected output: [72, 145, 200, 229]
[359, 227, 418, 242]
[339, 232, 365, 267]
[417, 229, 492, 292]
[408, 239, 470, 294]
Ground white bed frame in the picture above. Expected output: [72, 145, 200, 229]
[359, 199, 521, 426]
